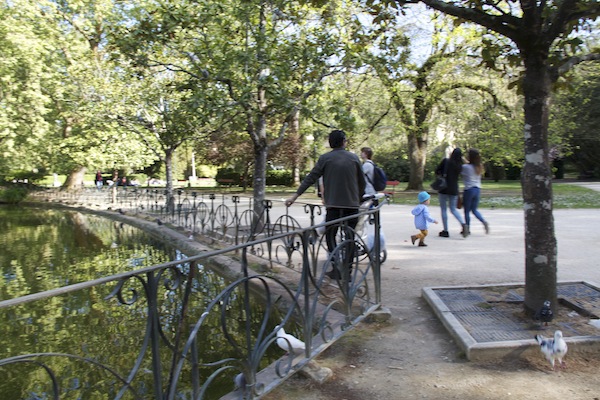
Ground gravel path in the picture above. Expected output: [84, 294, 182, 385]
[263, 204, 600, 400]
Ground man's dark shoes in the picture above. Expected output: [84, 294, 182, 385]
[439, 230, 449, 237]
[411, 235, 417, 245]
[326, 268, 352, 282]
[326, 269, 341, 280]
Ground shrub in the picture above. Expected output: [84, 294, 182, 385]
[0, 185, 29, 204]
[215, 168, 241, 185]
[373, 148, 410, 182]
[505, 165, 522, 180]
[266, 170, 293, 186]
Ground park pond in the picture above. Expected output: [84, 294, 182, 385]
[0, 205, 283, 399]
[0, 205, 190, 300]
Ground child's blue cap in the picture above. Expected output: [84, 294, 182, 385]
[418, 191, 431, 203]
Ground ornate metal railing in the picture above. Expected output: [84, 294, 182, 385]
[31, 188, 279, 247]
[3, 188, 387, 399]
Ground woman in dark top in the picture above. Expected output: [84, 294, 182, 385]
[436, 148, 468, 238]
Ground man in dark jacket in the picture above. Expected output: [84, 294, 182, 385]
[285, 130, 366, 279]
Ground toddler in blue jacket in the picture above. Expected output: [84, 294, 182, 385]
[411, 191, 438, 247]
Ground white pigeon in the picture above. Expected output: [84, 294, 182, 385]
[275, 325, 305, 355]
[535, 330, 568, 370]
[233, 372, 246, 390]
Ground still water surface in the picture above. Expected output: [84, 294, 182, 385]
[0, 205, 280, 399]
[0, 205, 185, 300]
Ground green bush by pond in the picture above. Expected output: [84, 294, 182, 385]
[0, 186, 29, 204]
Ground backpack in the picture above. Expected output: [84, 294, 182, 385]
[366, 161, 387, 192]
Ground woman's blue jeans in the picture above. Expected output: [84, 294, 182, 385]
[438, 193, 464, 231]
[463, 187, 486, 227]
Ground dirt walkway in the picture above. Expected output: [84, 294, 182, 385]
[262, 206, 600, 400]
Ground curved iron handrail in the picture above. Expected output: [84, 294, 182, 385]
[8, 188, 388, 399]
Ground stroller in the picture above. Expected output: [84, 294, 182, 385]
[355, 193, 387, 264]
[315, 193, 388, 264]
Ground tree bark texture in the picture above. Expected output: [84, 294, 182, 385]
[62, 166, 86, 191]
[406, 132, 427, 191]
[252, 138, 268, 220]
[165, 149, 175, 213]
[521, 53, 557, 315]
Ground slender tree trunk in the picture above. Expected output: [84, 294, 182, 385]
[406, 131, 427, 191]
[165, 150, 174, 197]
[522, 56, 557, 315]
[62, 166, 87, 191]
[252, 0, 270, 218]
[253, 138, 268, 218]
[290, 110, 302, 185]
[165, 150, 175, 212]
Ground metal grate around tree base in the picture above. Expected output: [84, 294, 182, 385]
[558, 283, 600, 319]
[429, 281, 600, 343]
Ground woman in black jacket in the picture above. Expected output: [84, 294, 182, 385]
[436, 148, 468, 238]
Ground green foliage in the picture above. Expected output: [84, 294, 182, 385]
[0, 186, 29, 204]
[215, 168, 241, 184]
[0, 1, 52, 178]
[214, 168, 292, 186]
[7, 169, 49, 185]
[504, 165, 522, 180]
[550, 63, 600, 178]
[374, 147, 410, 182]
[110, 0, 361, 201]
[266, 170, 293, 186]
[195, 165, 218, 179]
[1, 0, 597, 201]
[0, 0, 158, 184]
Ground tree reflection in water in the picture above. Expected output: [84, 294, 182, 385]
[0, 205, 283, 398]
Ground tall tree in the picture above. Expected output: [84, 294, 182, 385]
[0, 0, 52, 180]
[1, 0, 156, 188]
[304, 70, 403, 165]
[362, 12, 502, 189]
[435, 76, 523, 179]
[115, 0, 358, 214]
[113, 73, 213, 197]
[370, 0, 600, 313]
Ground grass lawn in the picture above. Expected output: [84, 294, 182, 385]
[31, 176, 600, 209]
[262, 180, 600, 209]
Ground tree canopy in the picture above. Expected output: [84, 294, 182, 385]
[365, 0, 599, 312]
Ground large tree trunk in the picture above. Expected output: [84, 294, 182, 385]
[522, 55, 557, 315]
[62, 166, 87, 191]
[406, 132, 427, 191]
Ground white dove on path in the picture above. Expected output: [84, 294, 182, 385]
[535, 330, 568, 370]
[275, 326, 305, 355]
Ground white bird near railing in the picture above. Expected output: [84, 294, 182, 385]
[233, 372, 246, 389]
[535, 330, 568, 370]
[275, 325, 305, 355]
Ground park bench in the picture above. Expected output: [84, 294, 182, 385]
[217, 178, 236, 190]
[383, 180, 401, 201]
